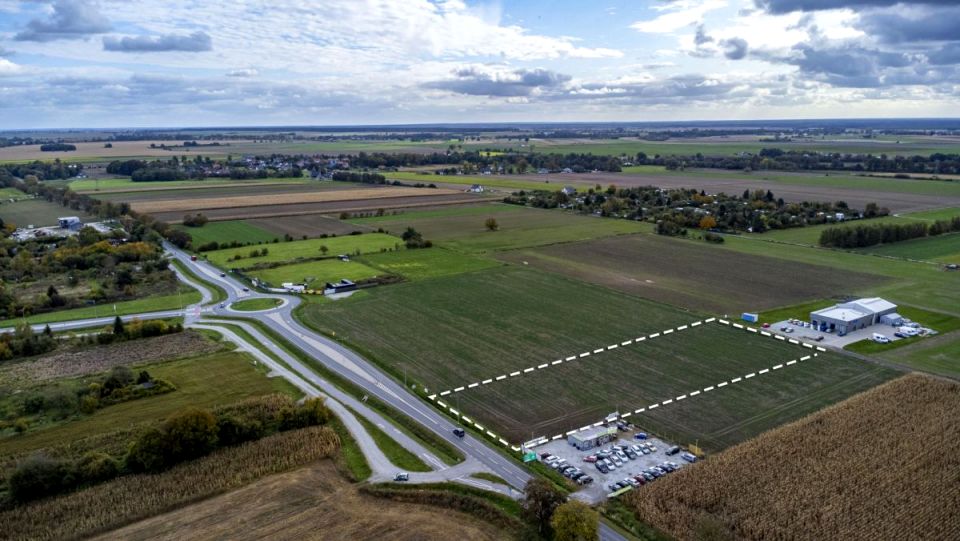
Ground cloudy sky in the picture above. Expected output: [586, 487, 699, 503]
[0, 0, 957, 128]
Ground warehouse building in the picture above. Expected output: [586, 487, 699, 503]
[810, 297, 899, 334]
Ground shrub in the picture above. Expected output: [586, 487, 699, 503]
[8, 454, 75, 503]
[76, 452, 120, 484]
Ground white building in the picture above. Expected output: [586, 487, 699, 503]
[810, 297, 899, 334]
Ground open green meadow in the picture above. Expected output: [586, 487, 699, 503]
[874, 335, 960, 378]
[299, 266, 898, 447]
[0, 198, 91, 228]
[352, 204, 649, 254]
[0, 188, 30, 201]
[249, 259, 382, 288]
[0, 289, 201, 327]
[857, 233, 960, 263]
[230, 297, 283, 311]
[177, 220, 278, 247]
[360, 247, 500, 281]
[204, 233, 401, 268]
[0, 349, 300, 456]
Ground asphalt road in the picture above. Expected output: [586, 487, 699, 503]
[1, 243, 627, 540]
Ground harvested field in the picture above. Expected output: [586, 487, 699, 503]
[94, 181, 360, 203]
[149, 193, 496, 223]
[248, 214, 376, 237]
[496, 233, 889, 313]
[0, 198, 92, 228]
[300, 267, 897, 447]
[130, 186, 462, 214]
[0, 426, 341, 541]
[626, 374, 960, 541]
[0, 331, 221, 385]
[97, 461, 504, 541]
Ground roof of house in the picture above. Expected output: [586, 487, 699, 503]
[844, 297, 897, 314]
[811, 307, 869, 322]
[812, 297, 897, 321]
[568, 425, 617, 442]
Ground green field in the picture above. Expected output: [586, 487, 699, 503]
[0, 350, 300, 456]
[857, 233, 960, 263]
[299, 266, 898, 447]
[204, 233, 401, 268]
[249, 259, 382, 288]
[230, 297, 283, 311]
[717, 235, 960, 316]
[0, 198, 91, 228]
[177, 220, 278, 247]
[0, 289, 201, 327]
[760, 207, 960, 245]
[874, 335, 960, 378]
[0, 188, 30, 201]
[360, 247, 500, 281]
[352, 204, 649, 254]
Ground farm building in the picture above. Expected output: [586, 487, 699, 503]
[810, 297, 899, 334]
[58, 216, 82, 230]
[324, 279, 357, 295]
[567, 425, 617, 451]
[281, 282, 306, 293]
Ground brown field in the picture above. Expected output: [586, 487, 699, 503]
[247, 214, 376, 237]
[0, 426, 340, 541]
[98, 461, 503, 541]
[0, 140, 248, 162]
[496, 233, 888, 313]
[150, 193, 498, 223]
[130, 186, 462, 214]
[93, 182, 363, 203]
[625, 374, 960, 541]
[0, 331, 221, 386]
[75, 180, 308, 195]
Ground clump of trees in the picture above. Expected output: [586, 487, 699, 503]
[181, 213, 208, 227]
[0, 324, 56, 360]
[819, 217, 960, 248]
[5, 395, 331, 503]
[331, 171, 386, 184]
[521, 478, 599, 540]
[39, 143, 77, 152]
[401, 227, 432, 249]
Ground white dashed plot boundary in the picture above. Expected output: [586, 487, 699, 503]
[425, 316, 829, 451]
[431, 317, 712, 399]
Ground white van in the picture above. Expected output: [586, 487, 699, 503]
[872, 333, 890, 344]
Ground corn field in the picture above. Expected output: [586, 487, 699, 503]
[0, 425, 339, 541]
[626, 374, 960, 541]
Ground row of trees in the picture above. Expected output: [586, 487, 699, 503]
[637, 149, 960, 175]
[39, 143, 77, 152]
[819, 217, 960, 248]
[6, 395, 331, 503]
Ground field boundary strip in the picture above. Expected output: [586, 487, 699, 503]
[518, 351, 821, 451]
[427, 317, 827, 401]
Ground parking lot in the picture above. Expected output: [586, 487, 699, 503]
[769, 319, 932, 349]
[533, 427, 695, 503]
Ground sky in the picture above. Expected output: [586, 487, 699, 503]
[0, 0, 958, 128]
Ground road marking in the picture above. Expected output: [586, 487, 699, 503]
[468, 383, 479, 389]
[649, 332, 660, 339]
[607, 344, 619, 350]
[747, 327, 758, 333]
[621, 412, 632, 418]
[800, 355, 811, 361]
[691, 320, 702, 327]
[538, 363, 549, 369]
[745, 373, 756, 379]
[634, 408, 645, 414]
[454, 386, 465, 392]
[675, 394, 686, 401]
[689, 390, 700, 396]
[437, 400, 447, 408]
[593, 348, 605, 354]
[787, 360, 797, 365]
[772, 364, 783, 370]
[552, 360, 563, 365]
[663, 328, 675, 335]
[661, 399, 673, 405]
[705, 317, 716, 323]
[733, 323, 744, 329]
[461, 415, 471, 423]
[566, 355, 577, 361]
[621, 340, 634, 346]
[523, 368, 535, 373]
[676, 325, 688, 331]
[717, 381, 729, 387]
[510, 371, 521, 376]
[759, 368, 769, 374]
[579, 352, 591, 358]
[703, 386, 715, 392]
[648, 403, 659, 409]
[449, 408, 459, 415]
[761, 331, 771, 336]
[495, 375, 507, 381]
[428, 394, 436, 400]
[440, 390, 451, 397]
[482, 378, 492, 384]
[731, 377, 743, 383]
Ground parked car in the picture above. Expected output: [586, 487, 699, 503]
[394, 472, 409, 482]
[641, 472, 655, 481]
[666, 446, 681, 455]
[666, 461, 681, 470]
[578, 475, 594, 485]
[596, 463, 608, 474]
[681, 452, 698, 463]
[624, 478, 640, 488]
[625, 449, 637, 459]
[583, 455, 598, 463]
[634, 432, 648, 440]
[632, 474, 646, 485]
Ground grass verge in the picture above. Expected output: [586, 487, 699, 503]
[0, 289, 202, 327]
[330, 413, 372, 482]
[349, 405, 430, 472]
[208, 315, 465, 466]
[171, 258, 227, 304]
[469, 472, 509, 486]
[230, 297, 282, 311]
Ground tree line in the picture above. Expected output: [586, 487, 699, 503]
[819, 217, 960, 248]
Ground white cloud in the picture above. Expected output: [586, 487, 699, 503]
[0, 57, 21, 75]
[631, 0, 728, 34]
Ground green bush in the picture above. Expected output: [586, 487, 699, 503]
[8, 454, 75, 503]
[76, 451, 120, 484]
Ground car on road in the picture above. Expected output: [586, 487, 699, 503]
[453, 427, 465, 438]
[219, 272, 226, 277]
[394, 472, 409, 482]
[242, 287, 250, 292]
[190, 255, 198, 261]
[219, 303, 225, 309]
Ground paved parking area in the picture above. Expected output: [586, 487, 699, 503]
[770, 319, 906, 348]
[533, 429, 690, 503]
